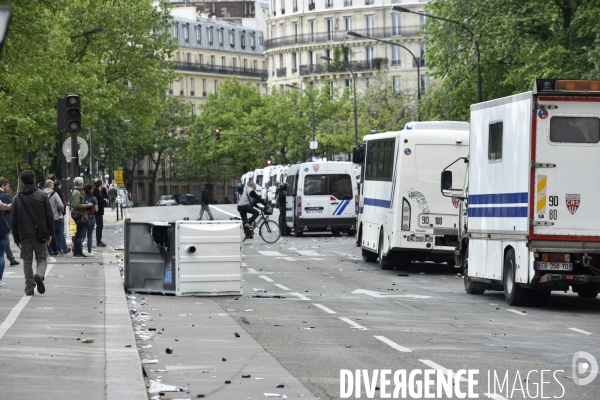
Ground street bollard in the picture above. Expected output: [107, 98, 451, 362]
[120, 203, 124, 220]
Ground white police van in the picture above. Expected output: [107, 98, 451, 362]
[355, 121, 470, 269]
[286, 161, 357, 237]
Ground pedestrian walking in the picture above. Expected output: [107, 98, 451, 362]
[10, 170, 54, 295]
[0, 200, 11, 285]
[198, 185, 214, 220]
[70, 177, 94, 258]
[53, 181, 71, 255]
[276, 183, 289, 236]
[0, 179, 20, 266]
[108, 185, 118, 210]
[93, 180, 108, 247]
[82, 184, 98, 256]
[43, 180, 64, 256]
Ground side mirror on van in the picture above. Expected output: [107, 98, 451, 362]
[352, 144, 364, 164]
[441, 170, 453, 196]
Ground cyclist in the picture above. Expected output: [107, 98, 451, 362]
[237, 182, 268, 233]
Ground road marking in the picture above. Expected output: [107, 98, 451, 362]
[419, 359, 468, 383]
[374, 335, 412, 352]
[274, 284, 291, 291]
[506, 309, 528, 316]
[352, 289, 431, 299]
[242, 263, 248, 267]
[259, 275, 274, 283]
[210, 205, 237, 218]
[258, 251, 285, 256]
[0, 264, 54, 341]
[290, 292, 311, 301]
[339, 317, 368, 330]
[312, 303, 336, 314]
[484, 394, 509, 400]
[246, 267, 257, 273]
[569, 327, 592, 335]
[296, 250, 320, 256]
[275, 257, 297, 262]
[310, 258, 324, 261]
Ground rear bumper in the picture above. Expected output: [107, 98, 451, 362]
[537, 273, 600, 285]
[297, 217, 356, 231]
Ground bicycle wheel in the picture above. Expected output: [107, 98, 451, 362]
[259, 219, 281, 243]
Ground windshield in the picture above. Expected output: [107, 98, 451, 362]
[161, 195, 174, 200]
[255, 175, 263, 186]
[303, 174, 353, 199]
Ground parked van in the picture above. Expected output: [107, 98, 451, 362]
[252, 168, 265, 197]
[262, 165, 279, 206]
[285, 161, 358, 236]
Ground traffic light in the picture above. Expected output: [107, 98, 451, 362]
[266, 159, 272, 166]
[215, 127, 221, 141]
[65, 94, 81, 133]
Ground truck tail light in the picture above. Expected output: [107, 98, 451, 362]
[541, 253, 568, 262]
[355, 195, 359, 214]
[401, 198, 410, 231]
[297, 196, 302, 218]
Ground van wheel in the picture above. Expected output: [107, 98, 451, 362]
[503, 248, 531, 306]
[294, 230, 304, 237]
[464, 273, 486, 295]
[331, 229, 341, 236]
[575, 287, 599, 298]
[378, 231, 393, 270]
[362, 249, 377, 262]
[347, 229, 356, 237]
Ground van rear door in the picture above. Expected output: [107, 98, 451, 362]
[302, 163, 330, 219]
[328, 173, 355, 218]
[532, 97, 600, 238]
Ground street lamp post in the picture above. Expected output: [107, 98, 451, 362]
[346, 31, 421, 121]
[320, 56, 359, 146]
[285, 84, 316, 160]
[392, 6, 482, 103]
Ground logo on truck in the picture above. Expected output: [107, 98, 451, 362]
[566, 194, 581, 214]
[538, 109, 548, 119]
[452, 197, 460, 209]
[408, 189, 428, 210]
[312, 164, 320, 173]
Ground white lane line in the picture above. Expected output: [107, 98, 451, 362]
[275, 256, 297, 262]
[274, 284, 291, 291]
[506, 309, 528, 316]
[210, 205, 237, 218]
[310, 258, 324, 261]
[484, 393, 509, 400]
[0, 263, 54, 341]
[569, 327, 593, 335]
[259, 275, 274, 283]
[339, 317, 369, 330]
[246, 267, 257, 273]
[312, 303, 337, 314]
[242, 263, 248, 267]
[419, 359, 468, 383]
[374, 335, 412, 352]
[258, 251, 286, 256]
[290, 292, 311, 301]
[296, 250, 320, 256]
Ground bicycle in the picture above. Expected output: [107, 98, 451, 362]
[231, 206, 281, 243]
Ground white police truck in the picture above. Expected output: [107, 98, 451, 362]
[286, 161, 357, 237]
[442, 79, 600, 305]
[355, 121, 470, 269]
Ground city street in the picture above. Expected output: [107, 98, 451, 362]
[127, 205, 600, 399]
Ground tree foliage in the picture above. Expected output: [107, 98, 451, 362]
[421, 0, 600, 120]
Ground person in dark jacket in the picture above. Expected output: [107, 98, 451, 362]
[0, 179, 19, 266]
[197, 185, 214, 220]
[93, 180, 109, 247]
[276, 183, 289, 236]
[0, 200, 10, 284]
[53, 181, 71, 254]
[237, 182, 267, 228]
[10, 170, 54, 295]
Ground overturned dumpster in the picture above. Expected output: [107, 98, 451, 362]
[124, 219, 243, 296]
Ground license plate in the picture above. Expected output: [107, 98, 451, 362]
[407, 236, 433, 242]
[536, 262, 573, 271]
[305, 210, 323, 214]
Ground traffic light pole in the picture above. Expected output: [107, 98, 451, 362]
[71, 132, 79, 188]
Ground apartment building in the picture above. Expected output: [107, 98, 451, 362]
[265, 0, 428, 97]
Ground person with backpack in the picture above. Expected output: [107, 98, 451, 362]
[43, 180, 64, 256]
[108, 185, 118, 210]
[82, 184, 98, 256]
[70, 177, 94, 258]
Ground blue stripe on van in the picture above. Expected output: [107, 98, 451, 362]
[468, 192, 528, 205]
[332, 201, 343, 215]
[468, 206, 528, 218]
[364, 198, 392, 208]
[336, 200, 350, 215]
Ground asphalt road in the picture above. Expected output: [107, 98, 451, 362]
[127, 204, 600, 400]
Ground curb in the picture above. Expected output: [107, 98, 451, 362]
[103, 253, 147, 400]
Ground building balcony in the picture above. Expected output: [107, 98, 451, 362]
[265, 26, 421, 50]
[170, 61, 269, 81]
[299, 59, 388, 76]
[391, 59, 401, 66]
[276, 67, 287, 77]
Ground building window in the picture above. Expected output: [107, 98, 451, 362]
[279, 54, 284, 68]
[309, 20, 315, 43]
[207, 26, 213, 46]
[420, 75, 430, 95]
[173, 23, 179, 38]
[344, 17, 352, 32]
[183, 24, 189, 42]
[391, 45, 401, 66]
[393, 76, 402, 94]
[250, 33, 256, 49]
[232, 58, 237, 68]
[308, 50, 314, 64]
[365, 0, 374, 4]
[292, 52, 297, 73]
[229, 30, 235, 47]
[214, 80, 218, 94]
[392, 14, 401, 36]
[366, 77, 373, 88]
[240, 33, 246, 48]
[191, 104, 195, 116]
[488, 122, 503, 161]
[210, 55, 215, 66]
[202, 79, 207, 96]
[190, 78, 195, 96]
[293, 0, 298, 12]
[186, 53, 191, 63]
[326, 19, 333, 41]
[175, 52, 180, 62]
[279, 23, 284, 38]
[309, 1, 315, 10]
[365, 15, 374, 37]
[168, 82, 173, 95]
[256, 83, 261, 92]
[326, 0, 333, 8]
[420, 13, 427, 26]
[198, 54, 203, 64]
[344, 0, 353, 6]
[196, 25, 202, 43]
[366, 46, 374, 63]
[292, 22, 298, 44]
[254, 60, 258, 71]
[221, 56, 226, 67]
[218, 28, 224, 46]
[148, 155, 154, 171]
[179, 78, 184, 95]
[420, 43, 426, 66]
[243, 59, 247, 70]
